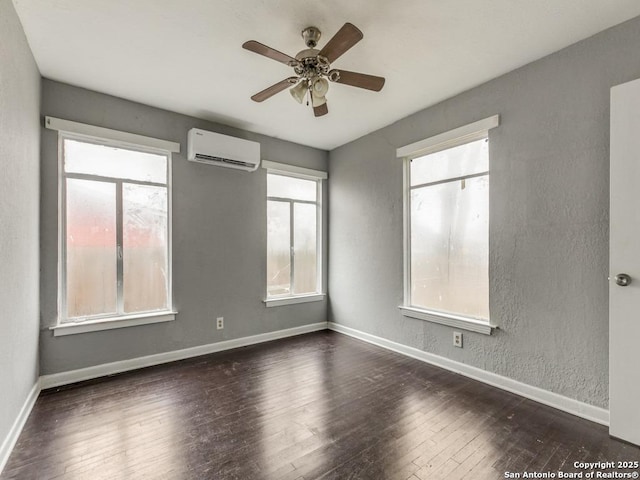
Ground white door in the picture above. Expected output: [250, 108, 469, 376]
[609, 78, 640, 446]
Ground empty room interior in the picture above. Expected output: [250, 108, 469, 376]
[2, 0, 640, 478]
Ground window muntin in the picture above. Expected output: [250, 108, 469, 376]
[267, 173, 320, 298]
[61, 135, 171, 323]
[408, 137, 489, 320]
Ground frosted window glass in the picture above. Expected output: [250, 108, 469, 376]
[66, 179, 117, 319]
[64, 139, 167, 183]
[411, 138, 488, 186]
[268, 174, 316, 201]
[410, 175, 489, 319]
[123, 184, 169, 313]
[293, 203, 317, 294]
[267, 201, 291, 296]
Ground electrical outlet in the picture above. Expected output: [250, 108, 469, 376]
[453, 331, 463, 348]
[216, 317, 224, 330]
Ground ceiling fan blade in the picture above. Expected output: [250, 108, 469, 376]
[242, 40, 296, 66]
[313, 102, 328, 117]
[251, 77, 298, 102]
[318, 23, 363, 63]
[331, 70, 385, 92]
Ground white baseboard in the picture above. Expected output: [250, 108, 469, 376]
[40, 322, 328, 390]
[328, 322, 609, 426]
[0, 381, 40, 475]
[2, 320, 609, 478]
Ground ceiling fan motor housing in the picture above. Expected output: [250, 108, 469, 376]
[295, 48, 320, 61]
[293, 48, 331, 79]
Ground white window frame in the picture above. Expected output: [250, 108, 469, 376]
[45, 117, 179, 336]
[397, 116, 500, 335]
[262, 160, 327, 307]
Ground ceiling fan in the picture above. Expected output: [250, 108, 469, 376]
[242, 23, 385, 117]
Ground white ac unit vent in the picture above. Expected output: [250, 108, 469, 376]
[187, 128, 260, 172]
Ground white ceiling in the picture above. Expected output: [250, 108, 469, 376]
[12, 0, 640, 150]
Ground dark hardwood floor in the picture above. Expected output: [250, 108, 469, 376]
[2, 331, 638, 479]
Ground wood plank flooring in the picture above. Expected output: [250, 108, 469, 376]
[2, 331, 638, 479]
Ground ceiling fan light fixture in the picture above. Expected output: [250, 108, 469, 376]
[311, 92, 327, 107]
[290, 80, 308, 104]
[312, 77, 329, 97]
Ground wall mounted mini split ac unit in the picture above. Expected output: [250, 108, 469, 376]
[187, 128, 261, 172]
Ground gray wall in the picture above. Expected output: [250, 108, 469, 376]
[328, 15, 640, 409]
[0, 0, 41, 449]
[40, 80, 328, 374]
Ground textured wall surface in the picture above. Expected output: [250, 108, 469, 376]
[0, 0, 41, 451]
[40, 80, 328, 374]
[328, 15, 640, 409]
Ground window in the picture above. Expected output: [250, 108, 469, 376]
[410, 138, 489, 318]
[59, 133, 173, 326]
[264, 161, 326, 306]
[398, 116, 499, 334]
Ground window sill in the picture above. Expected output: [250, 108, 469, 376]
[399, 306, 496, 335]
[51, 311, 177, 337]
[264, 294, 326, 307]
